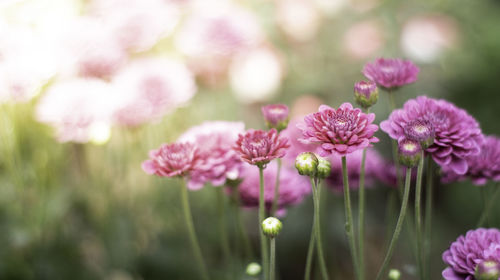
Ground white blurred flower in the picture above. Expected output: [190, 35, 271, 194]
[111, 57, 196, 127]
[343, 19, 384, 59]
[277, 0, 321, 42]
[314, 0, 348, 16]
[230, 47, 284, 104]
[401, 15, 459, 63]
[36, 79, 115, 143]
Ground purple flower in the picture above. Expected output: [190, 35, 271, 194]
[234, 129, 289, 167]
[324, 148, 386, 192]
[299, 103, 379, 157]
[443, 136, 500, 185]
[178, 121, 245, 190]
[142, 142, 199, 177]
[354, 80, 379, 108]
[261, 104, 289, 131]
[236, 161, 311, 214]
[381, 96, 484, 175]
[362, 58, 419, 89]
[442, 228, 500, 280]
[398, 138, 422, 167]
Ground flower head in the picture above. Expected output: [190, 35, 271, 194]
[316, 156, 332, 179]
[234, 129, 289, 167]
[475, 260, 500, 280]
[261, 104, 289, 131]
[178, 121, 245, 190]
[442, 228, 500, 280]
[443, 136, 500, 185]
[404, 119, 435, 148]
[295, 152, 319, 177]
[362, 58, 419, 89]
[262, 217, 283, 238]
[381, 96, 484, 175]
[354, 80, 379, 109]
[142, 142, 199, 177]
[299, 103, 379, 157]
[398, 138, 422, 167]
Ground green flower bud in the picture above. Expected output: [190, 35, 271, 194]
[295, 152, 319, 176]
[388, 269, 401, 280]
[316, 155, 331, 179]
[246, 262, 262, 276]
[354, 81, 379, 109]
[398, 139, 422, 167]
[261, 217, 283, 238]
[475, 261, 500, 280]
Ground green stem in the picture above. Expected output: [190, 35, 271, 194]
[311, 178, 329, 280]
[232, 185, 253, 260]
[304, 219, 316, 280]
[216, 188, 231, 268]
[271, 158, 282, 216]
[387, 90, 403, 193]
[180, 180, 210, 280]
[424, 157, 434, 279]
[375, 168, 412, 280]
[342, 157, 360, 280]
[270, 238, 276, 280]
[358, 148, 367, 280]
[415, 154, 425, 280]
[477, 184, 500, 227]
[259, 167, 269, 280]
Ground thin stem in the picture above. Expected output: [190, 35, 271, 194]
[375, 168, 412, 280]
[415, 154, 425, 280]
[271, 158, 282, 216]
[270, 238, 276, 280]
[232, 185, 253, 260]
[180, 179, 210, 280]
[477, 184, 500, 227]
[312, 178, 329, 280]
[358, 147, 367, 280]
[424, 157, 434, 280]
[216, 188, 231, 267]
[259, 167, 269, 280]
[304, 220, 316, 280]
[387, 90, 403, 193]
[342, 157, 360, 280]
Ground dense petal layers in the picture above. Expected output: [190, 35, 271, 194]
[234, 129, 289, 166]
[362, 57, 419, 89]
[142, 142, 199, 178]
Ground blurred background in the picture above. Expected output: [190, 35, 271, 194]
[1, 0, 500, 279]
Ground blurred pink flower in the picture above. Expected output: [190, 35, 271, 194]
[142, 142, 199, 177]
[280, 118, 316, 165]
[276, 0, 321, 42]
[362, 58, 420, 89]
[343, 20, 384, 59]
[111, 58, 196, 127]
[178, 121, 245, 190]
[36, 78, 115, 143]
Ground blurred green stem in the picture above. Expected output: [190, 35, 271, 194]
[259, 167, 269, 280]
[304, 218, 316, 280]
[477, 184, 500, 227]
[387, 90, 403, 193]
[311, 177, 329, 280]
[376, 168, 412, 280]
[216, 188, 231, 271]
[415, 154, 425, 280]
[357, 107, 370, 280]
[180, 179, 210, 280]
[342, 157, 360, 280]
[424, 157, 433, 279]
[271, 158, 282, 216]
[270, 238, 276, 280]
[232, 185, 253, 260]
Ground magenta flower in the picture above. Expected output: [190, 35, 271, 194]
[178, 121, 245, 190]
[298, 103, 379, 157]
[442, 228, 500, 280]
[261, 104, 289, 131]
[362, 58, 420, 89]
[236, 161, 311, 214]
[142, 142, 199, 178]
[380, 96, 484, 174]
[234, 129, 289, 167]
[443, 136, 500, 185]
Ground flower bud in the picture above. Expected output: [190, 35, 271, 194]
[295, 152, 319, 176]
[404, 119, 435, 149]
[316, 155, 331, 179]
[261, 104, 290, 132]
[475, 260, 500, 280]
[246, 262, 262, 276]
[398, 138, 422, 167]
[262, 217, 283, 238]
[388, 269, 401, 280]
[354, 81, 379, 109]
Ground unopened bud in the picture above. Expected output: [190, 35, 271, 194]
[316, 155, 331, 179]
[295, 152, 319, 176]
[398, 138, 422, 167]
[354, 81, 379, 109]
[388, 269, 401, 280]
[262, 217, 283, 238]
[246, 262, 262, 276]
[261, 104, 290, 132]
[475, 260, 500, 280]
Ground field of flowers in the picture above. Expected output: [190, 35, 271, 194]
[1, 0, 500, 279]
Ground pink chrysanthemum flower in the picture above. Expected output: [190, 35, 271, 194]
[362, 58, 420, 89]
[443, 136, 500, 185]
[142, 142, 199, 178]
[380, 96, 484, 175]
[234, 129, 289, 167]
[298, 103, 379, 157]
[112, 58, 196, 127]
[261, 104, 289, 131]
[236, 161, 311, 215]
[178, 121, 245, 190]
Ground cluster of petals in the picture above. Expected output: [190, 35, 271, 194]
[443, 135, 500, 185]
[298, 103, 379, 157]
[142, 142, 199, 178]
[442, 228, 500, 280]
[362, 57, 420, 89]
[178, 121, 245, 190]
[234, 129, 289, 166]
[236, 161, 311, 214]
[381, 96, 484, 175]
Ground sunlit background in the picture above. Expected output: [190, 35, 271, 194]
[1, 0, 500, 279]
